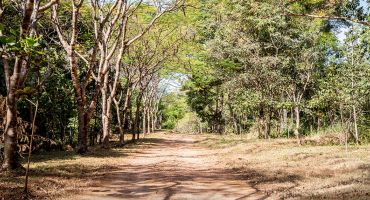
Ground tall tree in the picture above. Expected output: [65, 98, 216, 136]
[0, 0, 57, 171]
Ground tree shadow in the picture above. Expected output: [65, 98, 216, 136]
[74, 161, 303, 199]
[28, 137, 174, 163]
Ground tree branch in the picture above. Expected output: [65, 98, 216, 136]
[286, 12, 370, 27]
[38, 0, 58, 13]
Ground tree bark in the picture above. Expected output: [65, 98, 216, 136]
[0, 0, 48, 171]
[133, 94, 143, 141]
[280, 108, 287, 136]
[147, 106, 151, 134]
[113, 95, 124, 145]
[265, 108, 271, 139]
[151, 109, 155, 133]
[120, 86, 132, 144]
[294, 105, 301, 145]
[101, 73, 110, 149]
[143, 107, 146, 137]
[1, 92, 22, 171]
[352, 105, 359, 145]
[77, 108, 89, 153]
[227, 102, 239, 134]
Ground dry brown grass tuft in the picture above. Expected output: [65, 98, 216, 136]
[199, 134, 370, 199]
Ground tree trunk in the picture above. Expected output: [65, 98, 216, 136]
[77, 109, 89, 153]
[120, 86, 132, 144]
[1, 93, 22, 171]
[227, 102, 238, 134]
[339, 102, 348, 150]
[280, 109, 287, 136]
[114, 100, 124, 145]
[287, 108, 293, 138]
[151, 109, 155, 133]
[101, 74, 110, 149]
[133, 94, 143, 141]
[159, 114, 162, 130]
[147, 107, 151, 134]
[143, 108, 146, 137]
[257, 106, 264, 138]
[264, 107, 272, 139]
[294, 105, 301, 145]
[68, 52, 94, 153]
[352, 105, 359, 145]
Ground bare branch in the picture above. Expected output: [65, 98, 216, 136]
[125, 1, 183, 46]
[75, 50, 90, 65]
[38, 0, 58, 13]
[52, 5, 69, 49]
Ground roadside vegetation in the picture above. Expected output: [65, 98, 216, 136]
[0, 0, 369, 199]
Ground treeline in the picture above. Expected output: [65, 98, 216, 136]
[1, 0, 369, 172]
[184, 0, 370, 144]
[0, 0, 189, 171]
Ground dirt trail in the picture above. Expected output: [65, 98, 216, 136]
[72, 134, 267, 200]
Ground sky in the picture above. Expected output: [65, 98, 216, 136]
[160, 73, 188, 93]
[336, 0, 369, 42]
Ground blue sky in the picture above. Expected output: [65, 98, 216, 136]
[336, 0, 369, 42]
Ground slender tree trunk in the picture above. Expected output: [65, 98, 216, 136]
[151, 109, 155, 132]
[294, 105, 301, 145]
[280, 109, 287, 136]
[350, 38, 359, 145]
[339, 102, 348, 150]
[24, 99, 38, 193]
[257, 106, 264, 138]
[147, 107, 151, 134]
[133, 94, 143, 141]
[101, 74, 110, 148]
[143, 107, 146, 137]
[227, 102, 238, 134]
[265, 108, 272, 139]
[288, 109, 293, 138]
[158, 113, 162, 130]
[61, 123, 66, 145]
[119, 86, 131, 144]
[352, 105, 359, 145]
[114, 99, 124, 145]
[69, 128, 74, 145]
[153, 111, 158, 130]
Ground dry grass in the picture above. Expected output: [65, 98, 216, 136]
[0, 134, 157, 200]
[1, 132, 369, 200]
[197, 133, 370, 199]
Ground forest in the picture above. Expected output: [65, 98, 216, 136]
[0, 0, 369, 199]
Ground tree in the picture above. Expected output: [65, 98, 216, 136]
[52, 0, 185, 151]
[0, 0, 57, 171]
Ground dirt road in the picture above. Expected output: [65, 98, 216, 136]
[73, 134, 267, 200]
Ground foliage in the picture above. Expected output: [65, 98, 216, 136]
[160, 93, 188, 129]
[183, 0, 370, 143]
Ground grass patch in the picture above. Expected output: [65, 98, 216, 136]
[0, 135, 163, 200]
[198, 133, 370, 199]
